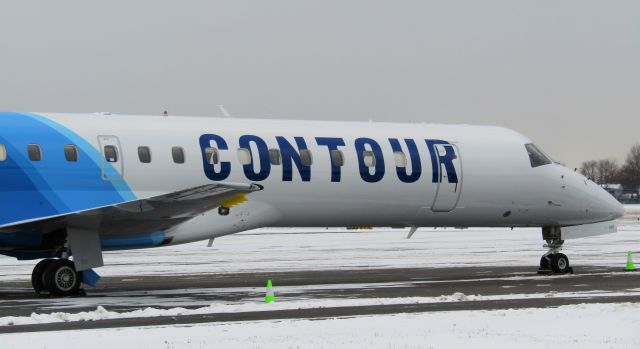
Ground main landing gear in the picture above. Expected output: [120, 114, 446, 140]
[31, 259, 83, 296]
[538, 226, 573, 274]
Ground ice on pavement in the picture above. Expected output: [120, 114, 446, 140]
[1, 303, 639, 349]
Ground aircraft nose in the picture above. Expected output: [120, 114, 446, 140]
[592, 184, 625, 220]
[611, 199, 626, 219]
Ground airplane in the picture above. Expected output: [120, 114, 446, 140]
[0, 111, 625, 296]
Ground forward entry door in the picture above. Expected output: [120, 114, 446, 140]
[431, 143, 462, 212]
[98, 135, 124, 181]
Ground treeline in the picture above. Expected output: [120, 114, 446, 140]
[580, 144, 640, 191]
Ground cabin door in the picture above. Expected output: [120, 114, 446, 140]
[98, 135, 125, 181]
[431, 143, 463, 212]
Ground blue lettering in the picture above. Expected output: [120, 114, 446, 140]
[315, 137, 346, 182]
[199, 134, 231, 181]
[276, 136, 311, 182]
[355, 138, 385, 183]
[426, 139, 458, 183]
[200, 134, 460, 185]
[389, 138, 421, 183]
[239, 135, 271, 181]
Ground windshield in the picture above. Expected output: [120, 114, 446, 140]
[525, 143, 553, 168]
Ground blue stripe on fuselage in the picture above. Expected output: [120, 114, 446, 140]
[100, 231, 166, 249]
[0, 230, 167, 259]
[0, 112, 136, 226]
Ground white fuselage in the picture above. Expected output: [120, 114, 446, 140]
[19, 113, 621, 246]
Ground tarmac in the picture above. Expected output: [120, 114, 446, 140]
[1, 265, 639, 333]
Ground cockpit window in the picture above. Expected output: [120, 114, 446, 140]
[525, 143, 553, 168]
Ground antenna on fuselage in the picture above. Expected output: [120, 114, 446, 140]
[218, 105, 232, 118]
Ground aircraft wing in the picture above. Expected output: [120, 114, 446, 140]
[0, 182, 264, 236]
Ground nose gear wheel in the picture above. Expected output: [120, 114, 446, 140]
[538, 227, 573, 275]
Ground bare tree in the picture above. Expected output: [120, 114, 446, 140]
[595, 158, 619, 184]
[621, 144, 640, 191]
[580, 144, 640, 190]
[580, 160, 598, 181]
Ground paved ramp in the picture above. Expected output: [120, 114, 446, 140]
[1, 265, 639, 333]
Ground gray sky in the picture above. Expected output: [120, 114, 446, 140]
[0, 1, 638, 169]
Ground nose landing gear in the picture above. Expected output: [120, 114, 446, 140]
[540, 252, 571, 274]
[31, 259, 83, 296]
[538, 227, 573, 274]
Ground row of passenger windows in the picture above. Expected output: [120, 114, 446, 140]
[0, 144, 187, 164]
[0, 144, 80, 162]
[101, 145, 187, 164]
[134, 146, 185, 164]
[207, 147, 407, 168]
[0, 143, 412, 168]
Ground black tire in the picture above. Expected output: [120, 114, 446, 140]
[43, 260, 83, 296]
[550, 253, 570, 273]
[31, 259, 55, 294]
[540, 255, 550, 269]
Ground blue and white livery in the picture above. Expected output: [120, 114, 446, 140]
[0, 112, 624, 296]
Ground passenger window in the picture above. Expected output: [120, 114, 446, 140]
[64, 145, 78, 162]
[331, 150, 344, 167]
[104, 145, 118, 163]
[138, 146, 151, 163]
[172, 146, 185, 164]
[237, 148, 252, 165]
[268, 149, 281, 166]
[525, 143, 552, 168]
[394, 151, 407, 168]
[363, 150, 376, 167]
[205, 147, 220, 165]
[300, 149, 313, 166]
[0, 144, 6, 161]
[28, 144, 42, 161]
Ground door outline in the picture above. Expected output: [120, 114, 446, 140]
[431, 143, 463, 212]
[97, 135, 124, 181]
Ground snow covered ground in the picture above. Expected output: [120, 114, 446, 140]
[0, 206, 638, 347]
[1, 303, 639, 348]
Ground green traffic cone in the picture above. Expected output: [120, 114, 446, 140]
[265, 279, 276, 303]
[625, 251, 636, 272]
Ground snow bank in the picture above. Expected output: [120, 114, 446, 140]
[1, 303, 639, 349]
[2, 289, 639, 326]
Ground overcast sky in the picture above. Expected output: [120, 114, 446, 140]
[0, 1, 638, 169]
